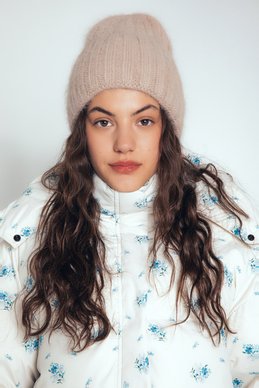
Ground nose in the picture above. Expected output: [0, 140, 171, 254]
[113, 125, 135, 153]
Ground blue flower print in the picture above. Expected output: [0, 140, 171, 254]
[25, 275, 34, 291]
[201, 193, 218, 206]
[21, 226, 34, 237]
[135, 235, 150, 244]
[249, 258, 259, 273]
[224, 266, 233, 287]
[150, 259, 168, 276]
[232, 378, 244, 387]
[24, 336, 43, 352]
[135, 352, 153, 374]
[85, 378, 92, 387]
[113, 260, 122, 274]
[136, 290, 151, 306]
[219, 328, 227, 345]
[232, 227, 241, 237]
[230, 194, 240, 203]
[134, 194, 155, 209]
[48, 362, 65, 384]
[100, 207, 119, 222]
[231, 227, 248, 241]
[148, 324, 166, 341]
[187, 153, 202, 166]
[22, 187, 32, 196]
[232, 336, 239, 344]
[190, 364, 211, 382]
[242, 344, 259, 360]
[0, 266, 15, 278]
[0, 290, 16, 310]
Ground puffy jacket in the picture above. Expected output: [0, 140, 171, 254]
[0, 154, 259, 387]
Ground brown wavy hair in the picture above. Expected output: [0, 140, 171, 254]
[22, 107, 248, 351]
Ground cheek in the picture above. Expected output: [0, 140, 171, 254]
[144, 132, 162, 155]
[86, 136, 110, 168]
[86, 132, 102, 156]
[151, 132, 162, 166]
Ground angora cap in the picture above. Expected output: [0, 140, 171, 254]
[67, 13, 185, 135]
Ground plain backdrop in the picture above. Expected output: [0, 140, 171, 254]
[0, 0, 258, 208]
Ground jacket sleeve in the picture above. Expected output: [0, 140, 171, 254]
[222, 173, 259, 387]
[0, 236, 39, 386]
[0, 178, 51, 386]
[227, 259, 259, 387]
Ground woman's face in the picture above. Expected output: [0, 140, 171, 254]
[86, 89, 163, 192]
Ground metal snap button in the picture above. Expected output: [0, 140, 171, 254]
[247, 234, 255, 241]
[13, 234, 21, 242]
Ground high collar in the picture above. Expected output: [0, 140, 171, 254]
[93, 174, 157, 216]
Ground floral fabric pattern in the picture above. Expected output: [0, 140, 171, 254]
[0, 154, 259, 387]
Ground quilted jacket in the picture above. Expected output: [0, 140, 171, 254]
[0, 154, 258, 387]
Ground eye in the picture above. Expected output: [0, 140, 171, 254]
[138, 119, 154, 126]
[94, 119, 112, 128]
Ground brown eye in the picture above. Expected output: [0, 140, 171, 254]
[94, 120, 112, 127]
[139, 119, 153, 126]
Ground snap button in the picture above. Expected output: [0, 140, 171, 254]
[13, 234, 21, 242]
[247, 234, 255, 241]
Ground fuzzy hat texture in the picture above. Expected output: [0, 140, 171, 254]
[67, 13, 185, 135]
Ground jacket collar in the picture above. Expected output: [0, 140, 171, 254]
[93, 173, 157, 216]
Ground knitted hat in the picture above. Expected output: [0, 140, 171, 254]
[67, 13, 185, 135]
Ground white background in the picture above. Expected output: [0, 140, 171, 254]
[0, 0, 258, 208]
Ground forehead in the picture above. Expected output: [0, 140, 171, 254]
[88, 89, 160, 111]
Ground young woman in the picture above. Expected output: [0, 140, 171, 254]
[0, 13, 258, 388]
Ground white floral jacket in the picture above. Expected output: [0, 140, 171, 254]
[0, 154, 259, 387]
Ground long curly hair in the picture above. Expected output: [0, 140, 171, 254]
[22, 107, 247, 351]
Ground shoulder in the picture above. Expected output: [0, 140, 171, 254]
[185, 149, 259, 248]
[0, 176, 52, 249]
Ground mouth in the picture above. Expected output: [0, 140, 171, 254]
[109, 161, 141, 173]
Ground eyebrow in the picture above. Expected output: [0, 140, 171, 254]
[87, 104, 159, 116]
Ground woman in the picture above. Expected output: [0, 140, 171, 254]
[0, 13, 258, 387]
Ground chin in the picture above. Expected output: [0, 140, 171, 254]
[108, 179, 145, 193]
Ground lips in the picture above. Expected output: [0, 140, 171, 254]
[109, 161, 141, 173]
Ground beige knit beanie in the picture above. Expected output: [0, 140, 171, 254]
[67, 13, 185, 135]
